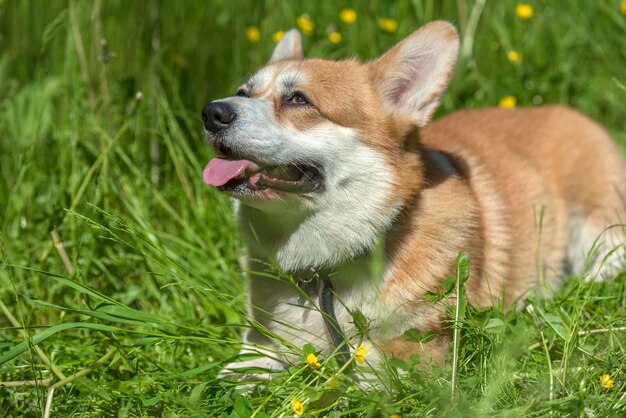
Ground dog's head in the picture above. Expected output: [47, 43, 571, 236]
[201, 22, 459, 270]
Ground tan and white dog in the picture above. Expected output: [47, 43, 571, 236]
[201, 22, 626, 379]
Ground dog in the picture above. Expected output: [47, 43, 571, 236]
[200, 21, 626, 380]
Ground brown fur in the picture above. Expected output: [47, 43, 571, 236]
[378, 107, 626, 360]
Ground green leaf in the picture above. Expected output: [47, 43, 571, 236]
[456, 296, 468, 325]
[95, 303, 167, 325]
[140, 392, 162, 407]
[540, 312, 568, 340]
[456, 251, 470, 284]
[10, 265, 123, 306]
[425, 290, 445, 304]
[443, 275, 455, 294]
[28, 299, 149, 326]
[188, 382, 207, 406]
[403, 328, 437, 343]
[351, 309, 369, 336]
[0, 322, 119, 365]
[386, 357, 411, 371]
[303, 343, 317, 355]
[232, 396, 252, 417]
[409, 353, 422, 366]
[484, 318, 506, 334]
[234, 352, 265, 362]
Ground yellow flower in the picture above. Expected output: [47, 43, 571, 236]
[600, 374, 615, 389]
[306, 352, 320, 369]
[507, 50, 521, 63]
[379, 17, 398, 33]
[390, 415, 403, 418]
[515, 3, 533, 20]
[620, 0, 626, 14]
[355, 345, 368, 364]
[297, 14, 315, 36]
[291, 398, 304, 416]
[328, 31, 342, 44]
[245, 26, 260, 43]
[499, 95, 517, 109]
[340, 8, 357, 24]
[273, 31, 285, 43]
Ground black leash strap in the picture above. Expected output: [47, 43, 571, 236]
[318, 275, 352, 368]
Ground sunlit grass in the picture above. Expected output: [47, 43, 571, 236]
[1, 0, 625, 416]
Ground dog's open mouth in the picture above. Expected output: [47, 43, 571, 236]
[203, 156, 322, 195]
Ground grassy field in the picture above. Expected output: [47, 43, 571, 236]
[1, 0, 626, 416]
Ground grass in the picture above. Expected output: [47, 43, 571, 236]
[1, 0, 625, 416]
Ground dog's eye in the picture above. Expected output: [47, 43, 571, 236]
[285, 92, 311, 106]
[235, 89, 249, 98]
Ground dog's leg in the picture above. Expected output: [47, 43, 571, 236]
[568, 210, 626, 281]
[219, 331, 289, 382]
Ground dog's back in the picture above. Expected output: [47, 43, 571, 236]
[377, 106, 626, 362]
[420, 106, 626, 301]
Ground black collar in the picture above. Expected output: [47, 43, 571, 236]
[296, 268, 351, 367]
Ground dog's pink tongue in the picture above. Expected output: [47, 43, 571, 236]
[203, 158, 258, 186]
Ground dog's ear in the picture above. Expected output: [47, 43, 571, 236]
[368, 21, 459, 127]
[269, 29, 303, 62]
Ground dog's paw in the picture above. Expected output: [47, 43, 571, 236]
[218, 355, 287, 383]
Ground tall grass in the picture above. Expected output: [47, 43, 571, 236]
[1, 1, 625, 416]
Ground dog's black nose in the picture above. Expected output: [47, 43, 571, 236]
[201, 102, 237, 133]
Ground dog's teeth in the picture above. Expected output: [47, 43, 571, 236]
[258, 165, 315, 182]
